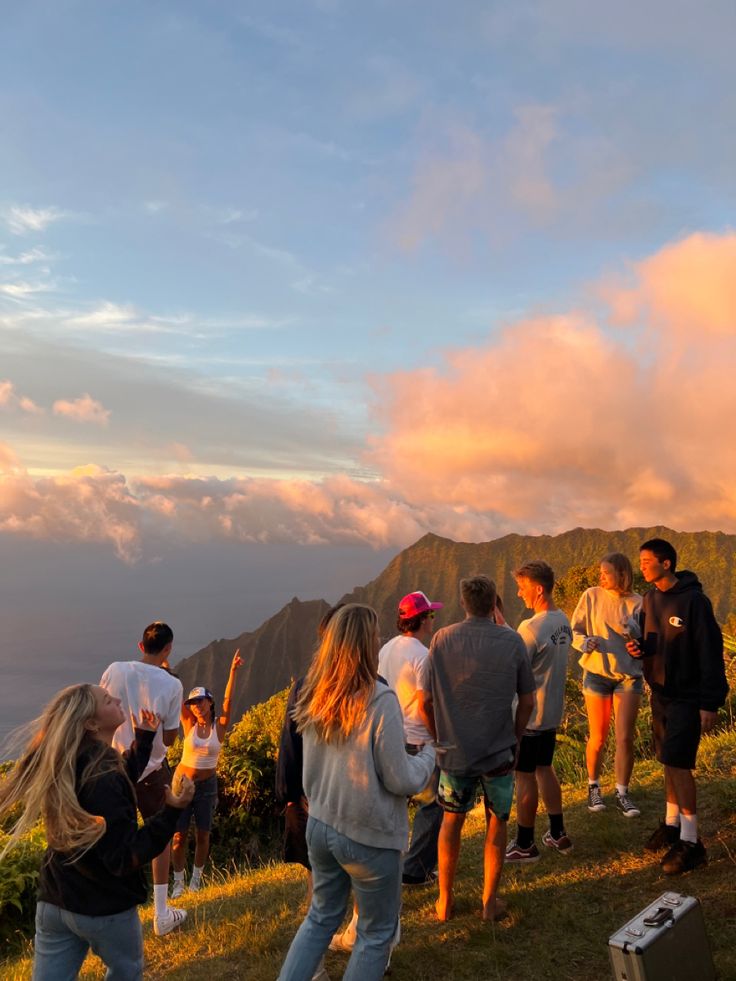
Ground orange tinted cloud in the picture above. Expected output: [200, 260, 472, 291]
[370, 232, 736, 532]
[52, 394, 111, 426]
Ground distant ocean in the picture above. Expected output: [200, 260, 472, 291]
[0, 538, 396, 758]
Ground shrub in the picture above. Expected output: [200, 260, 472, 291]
[0, 824, 46, 948]
[210, 687, 290, 866]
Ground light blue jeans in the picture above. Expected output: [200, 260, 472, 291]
[32, 901, 143, 981]
[278, 817, 401, 981]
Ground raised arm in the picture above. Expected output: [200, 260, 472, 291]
[180, 701, 196, 734]
[217, 649, 243, 738]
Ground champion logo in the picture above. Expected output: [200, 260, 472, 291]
[669, 616, 684, 628]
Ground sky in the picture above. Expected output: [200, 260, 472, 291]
[1, 2, 736, 729]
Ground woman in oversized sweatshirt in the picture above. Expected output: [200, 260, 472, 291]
[571, 552, 643, 818]
[278, 603, 435, 981]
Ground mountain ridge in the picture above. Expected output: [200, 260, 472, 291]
[174, 526, 736, 719]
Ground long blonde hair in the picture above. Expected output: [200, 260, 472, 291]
[294, 604, 379, 744]
[0, 684, 123, 860]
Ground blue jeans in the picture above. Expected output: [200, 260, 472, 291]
[278, 817, 401, 981]
[403, 766, 442, 879]
[33, 901, 143, 980]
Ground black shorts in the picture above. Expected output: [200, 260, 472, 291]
[515, 729, 557, 773]
[283, 798, 310, 870]
[135, 761, 171, 819]
[650, 691, 701, 770]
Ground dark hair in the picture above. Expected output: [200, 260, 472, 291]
[318, 603, 345, 639]
[141, 621, 173, 656]
[460, 576, 497, 617]
[640, 538, 677, 572]
[601, 552, 634, 593]
[514, 560, 555, 594]
[396, 610, 433, 635]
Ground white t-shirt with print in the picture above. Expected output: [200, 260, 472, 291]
[100, 661, 182, 780]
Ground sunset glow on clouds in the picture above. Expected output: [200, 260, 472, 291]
[2, 232, 735, 562]
[2, 2, 736, 566]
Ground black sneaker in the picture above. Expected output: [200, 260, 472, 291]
[587, 784, 606, 812]
[661, 838, 707, 875]
[401, 870, 438, 886]
[644, 821, 680, 852]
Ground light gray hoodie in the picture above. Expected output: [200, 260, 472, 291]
[302, 681, 435, 851]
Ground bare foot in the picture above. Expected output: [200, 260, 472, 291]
[481, 897, 508, 922]
[435, 895, 455, 922]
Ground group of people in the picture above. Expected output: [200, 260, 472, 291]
[275, 537, 728, 980]
[0, 620, 243, 979]
[0, 536, 729, 980]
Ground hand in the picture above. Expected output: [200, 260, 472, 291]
[700, 710, 718, 734]
[132, 709, 161, 731]
[626, 639, 642, 658]
[230, 649, 243, 672]
[165, 775, 195, 809]
[582, 636, 599, 654]
[493, 605, 507, 626]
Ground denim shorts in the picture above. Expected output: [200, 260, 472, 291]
[176, 774, 218, 832]
[438, 769, 514, 820]
[583, 670, 643, 697]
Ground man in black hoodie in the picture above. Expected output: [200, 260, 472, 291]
[628, 538, 728, 874]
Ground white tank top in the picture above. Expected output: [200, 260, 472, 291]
[180, 724, 222, 769]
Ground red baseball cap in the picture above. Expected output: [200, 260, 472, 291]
[398, 590, 443, 619]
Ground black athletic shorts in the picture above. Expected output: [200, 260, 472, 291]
[515, 729, 557, 773]
[650, 691, 701, 770]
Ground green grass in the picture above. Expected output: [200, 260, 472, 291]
[4, 731, 736, 981]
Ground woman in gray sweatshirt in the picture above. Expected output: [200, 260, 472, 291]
[278, 603, 435, 981]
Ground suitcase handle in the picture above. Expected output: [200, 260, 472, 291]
[643, 907, 675, 928]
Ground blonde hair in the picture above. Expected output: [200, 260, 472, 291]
[601, 552, 634, 594]
[0, 684, 123, 860]
[294, 604, 379, 744]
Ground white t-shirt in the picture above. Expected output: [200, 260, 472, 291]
[377, 634, 432, 746]
[100, 661, 183, 780]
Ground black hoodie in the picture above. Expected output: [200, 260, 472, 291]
[639, 570, 728, 711]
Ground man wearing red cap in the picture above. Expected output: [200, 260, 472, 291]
[378, 591, 443, 886]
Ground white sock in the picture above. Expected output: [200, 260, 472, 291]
[680, 813, 698, 844]
[173, 869, 185, 881]
[665, 802, 681, 827]
[588, 778, 599, 786]
[616, 784, 628, 797]
[190, 864, 204, 884]
[153, 883, 169, 918]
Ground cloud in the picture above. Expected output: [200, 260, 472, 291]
[53, 394, 111, 426]
[3, 205, 68, 235]
[0, 247, 56, 266]
[369, 231, 736, 533]
[0, 380, 43, 414]
[0, 461, 141, 562]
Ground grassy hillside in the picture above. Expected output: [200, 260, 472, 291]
[5, 731, 736, 981]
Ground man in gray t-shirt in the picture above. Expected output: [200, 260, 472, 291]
[505, 561, 574, 866]
[424, 576, 535, 923]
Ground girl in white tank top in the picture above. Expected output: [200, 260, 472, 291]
[171, 650, 243, 896]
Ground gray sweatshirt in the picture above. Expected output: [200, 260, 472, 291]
[302, 681, 435, 851]
[571, 587, 643, 680]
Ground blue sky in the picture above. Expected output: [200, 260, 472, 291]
[1, 0, 735, 553]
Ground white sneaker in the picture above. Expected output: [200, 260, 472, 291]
[170, 878, 186, 900]
[154, 906, 187, 936]
[189, 877, 201, 893]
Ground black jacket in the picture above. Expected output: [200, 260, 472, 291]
[639, 571, 728, 711]
[275, 678, 305, 806]
[37, 729, 180, 916]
